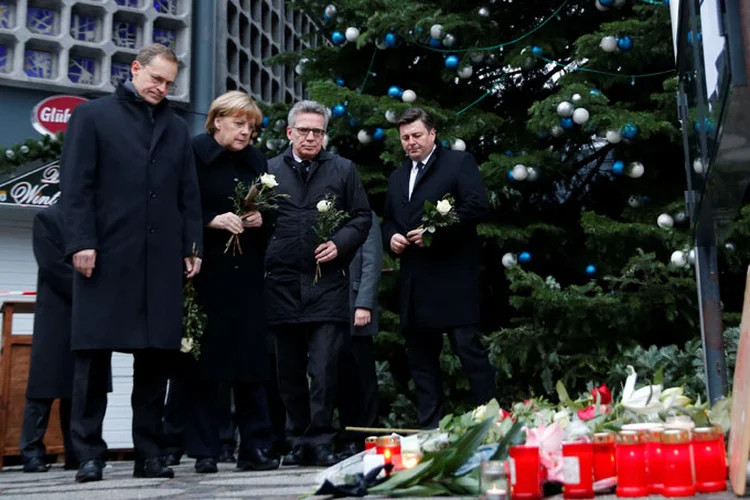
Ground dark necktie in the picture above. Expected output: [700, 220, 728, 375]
[297, 160, 311, 182]
[415, 161, 426, 183]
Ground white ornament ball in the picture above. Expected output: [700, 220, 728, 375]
[627, 195, 642, 208]
[295, 57, 309, 76]
[512, 164, 529, 181]
[357, 130, 372, 144]
[323, 134, 330, 149]
[324, 4, 337, 19]
[693, 158, 705, 174]
[478, 6, 490, 17]
[430, 24, 444, 40]
[526, 167, 539, 182]
[688, 248, 696, 265]
[471, 53, 485, 64]
[20, 145, 29, 154]
[627, 161, 644, 178]
[385, 110, 398, 123]
[5, 149, 14, 159]
[557, 101, 574, 118]
[572, 107, 590, 125]
[572, 93, 582, 102]
[451, 139, 466, 151]
[458, 66, 473, 79]
[595, 0, 610, 11]
[442, 33, 456, 47]
[657, 213, 674, 229]
[345, 27, 360, 42]
[265, 139, 278, 151]
[605, 130, 622, 144]
[600, 36, 619, 53]
[551, 125, 564, 137]
[502, 253, 518, 268]
[401, 89, 417, 103]
[671, 250, 687, 267]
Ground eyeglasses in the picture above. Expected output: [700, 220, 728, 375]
[144, 67, 175, 90]
[293, 127, 326, 138]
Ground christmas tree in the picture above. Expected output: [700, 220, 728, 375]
[260, 0, 705, 426]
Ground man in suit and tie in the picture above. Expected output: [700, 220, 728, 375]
[382, 107, 496, 429]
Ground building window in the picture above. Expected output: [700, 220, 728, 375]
[153, 27, 175, 50]
[111, 61, 131, 86]
[0, 2, 12, 29]
[153, 0, 177, 15]
[24, 48, 53, 79]
[70, 14, 97, 42]
[0, 45, 8, 73]
[115, 0, 140, 7]
[113, 20, 137, 48]
[27, 7, 57, 36]
[69, 55, 95, 84]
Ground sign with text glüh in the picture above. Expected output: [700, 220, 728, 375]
[31, 95, 87, 136]
[0, 160, 60, 208]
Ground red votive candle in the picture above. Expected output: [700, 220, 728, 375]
[692, 426, 727, 492]
[592, 433, 616, 482]
[661, 429, 695, 497]
[562, 441, 594, 499]
[615, 431, 648, 497]
[509, 445, 543, 500]
[365, 436, 377, 450]
[643, 429, 665, 494]
[375, 435, 401, 458]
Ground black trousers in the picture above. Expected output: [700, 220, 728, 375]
[273, 322, 348, 447]
[266, 349, 288, 452]
[19, 397, 74, 462]
[186, 380, 271, 459]
[71, 350, 169, 462]
[405, 326, 496, 429]
[337, 336, 378, 447]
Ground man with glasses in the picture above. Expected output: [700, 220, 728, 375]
[59, 43, 203, 482]
[265, 100, 371, 466]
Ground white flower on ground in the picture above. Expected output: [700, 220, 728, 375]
[660, 387, 692, 409]
[436, 199, 452, 215]
[317, 199, 332, 212]
[621, 365, 663, 415]
[553, 410, 571, 429]
[472, 404, 488, 421]
[180, 337, 194, 353]
[259, 173, 279, 188]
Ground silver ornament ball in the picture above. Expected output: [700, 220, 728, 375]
[556, 101, 574, 118]
[430, 24, 444, 40]
[442, 33, 456, 47]
[20, 145, 29, 154]
[324, 4, 337, 19]
[478, 7, 490, 17]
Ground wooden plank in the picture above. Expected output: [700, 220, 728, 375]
[729, 265, 750, 495]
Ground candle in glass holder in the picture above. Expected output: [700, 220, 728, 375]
[365, 436, 378, 450]
[615, 430, 648, 497]
[592, 433, 616, 482]
[661, 429, 695, 497]
[562, 441, 594, 499]
[509, 445, 543, 500]
[481, 460, 508, 500]
[643, 428, 665, 494]
[400, 451, 422, 469]
[692, 426, 727, 492]
[376, 435, 401, 464]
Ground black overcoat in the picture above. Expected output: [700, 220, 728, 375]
[265, 147, 372, 325]
[349, 212, 383, 337]
[191, 133, 270, 382]
[59, 85, 203, 351]
[382, 145, 489, 330]
[26, 204, 75, 399]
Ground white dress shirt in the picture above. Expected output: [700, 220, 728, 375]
[408, 145, 436, 200]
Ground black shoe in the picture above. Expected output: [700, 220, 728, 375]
[282, 444, 313, 466]
[236, 448, 280, 471]
[133, 456, 174, 478]
[338, 442, 361, 460]
[22, 456, 49, 473]
[313, 444, 340, 467]
[194, 457, 218, 474]
[218, 447, 236, 463]
[63, 459, 80, 471]
[164, 452, 182, 466]
[75, 459, 103, 483]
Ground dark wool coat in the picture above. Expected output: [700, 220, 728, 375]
[265, 147, 372, 325]
[26, 204, 75, 399]
[59, 85, 203, 351]
[349, 212, 383, 337]
[382, 144, 489, 330]
[191, 133, 270, 382]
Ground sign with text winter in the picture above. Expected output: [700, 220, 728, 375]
[0, 160, 60, 208]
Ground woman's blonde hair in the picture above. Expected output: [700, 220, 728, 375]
[205, 91, 263, 135]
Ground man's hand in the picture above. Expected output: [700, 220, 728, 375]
[354, 308, 372, 327]
[184, 256, 202, 279]
[73, 249, 97, 278]
[406, 228, 425, 248]
[241, 211, 263, 228]
[208, 213, 244, 234]
[390, 233, 410, 255]
[314, 241, 338, 263]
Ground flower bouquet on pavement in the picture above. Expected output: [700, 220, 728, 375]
[418, 194, 459, 247]
[313, 194, 349, 284]
[181, 243, 206, 360]
[225, 173, 288, 255]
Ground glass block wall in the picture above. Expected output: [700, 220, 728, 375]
[0, 0, 191, 103]
[219, 0, 318, 104]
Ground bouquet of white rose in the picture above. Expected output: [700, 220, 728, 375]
[418, 194, 459, 247]
[313, 193, 349, 284]
[225, 173, 288, 255]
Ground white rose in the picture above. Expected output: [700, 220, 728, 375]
[553, 410, 571, 429]
[436, 199, 452, 215]
[317, 200, 332, 212]
[180, 337, 194, 353]
[472, 404, 487, 421]
[259, 173, 278, 188]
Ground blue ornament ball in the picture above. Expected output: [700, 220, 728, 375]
[589, 89, 602, 96]
[429, 38, 442, 48]
[518, 252, 532, 263]
[348, 117, 360, 128]
[531, 46, 544, 56]
[445, 55, 459, 69]
[617, 36, 633, 51]
[261, 116, 270, 128]
[332, 31, 346, 45]
[599, 0, 615, 6]
[612, 160, 625, 175]
[441, 139, 449, 148]
[373, 128, 385, 141]
[387, 86, 403, 98]
[585, 264, 597, 275]
[505, 150, 513, 156]
[560, 117, 574, 130]
[332, 104, 346, 118]
[507, 171, 515, 181]
[694, 118, 715, 134]
[335, 77, 345, 87]
[385, 33, 397, 48]
[622, 123, 638, 139]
